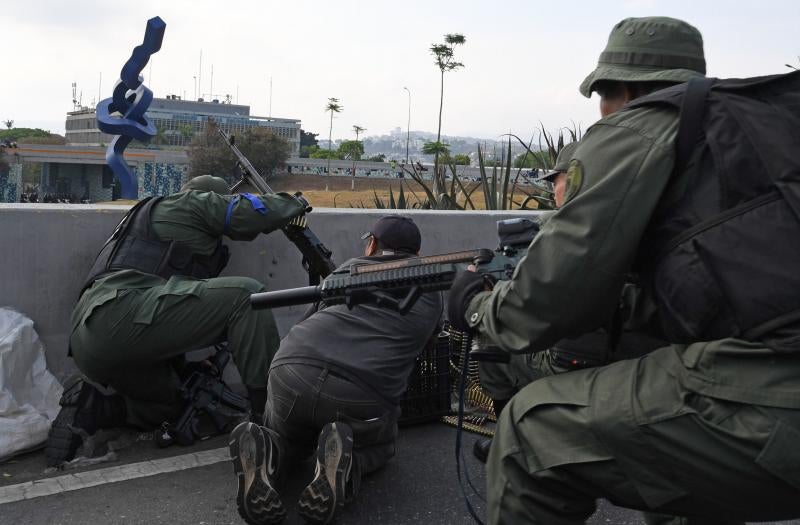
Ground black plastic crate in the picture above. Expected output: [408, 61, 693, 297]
[398, 328, 454, 425]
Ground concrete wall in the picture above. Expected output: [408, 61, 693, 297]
[0, 164, 22, 202]
[138, 163, 187, 198]
[0, 204, 541, 381]
[39, 163, 108, 201]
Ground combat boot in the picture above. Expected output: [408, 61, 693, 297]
[473, 398, 508, 464]
[45, 375, 126, 467]
[473, 437, 492, 463]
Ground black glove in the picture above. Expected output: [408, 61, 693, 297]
[292, 191, 312, 213]
[447, 270, 495, 332]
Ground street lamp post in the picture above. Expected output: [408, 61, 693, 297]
[403, 87, 411, 164]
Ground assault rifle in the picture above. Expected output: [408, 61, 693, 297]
[218, 128, 336, 284]
[250, 217, 541, 314]
[155, 344, 248, 447]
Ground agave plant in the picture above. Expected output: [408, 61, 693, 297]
[350, 123, 581, 211]
[399, 160, 478, 210]
[351, 181, 425, 209]
[503, 123, 583, 210]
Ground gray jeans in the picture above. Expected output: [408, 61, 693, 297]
[266, 363, 401, 476]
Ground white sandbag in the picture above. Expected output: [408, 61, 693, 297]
[0, 308, 63, 461]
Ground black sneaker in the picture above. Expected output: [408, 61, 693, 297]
[45, 376, 112, 467]
[473, 437, 492, 464]
[229, 422, 286, 525]
[297, 422, 355, 524]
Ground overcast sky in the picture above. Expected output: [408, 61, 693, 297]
[2, 0, 798, 142]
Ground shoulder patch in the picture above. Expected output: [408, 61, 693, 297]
[564, 159, 584, 204]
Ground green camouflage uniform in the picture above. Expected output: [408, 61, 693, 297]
[465, 17, 800, 524]
[477, 282, 664, 402]
[478, 142, 586, 398]
[478, 142, 666, 402]
[70, 184, 305, 428]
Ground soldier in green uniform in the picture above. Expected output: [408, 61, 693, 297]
[476, 141, 586, 406]
[474, 142, 665, 464]
[45, 175, 308, 467]
[448, 17, 800, 524]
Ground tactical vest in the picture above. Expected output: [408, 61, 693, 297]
[82, 197, 230, 293]
[628, 71, 800, 351]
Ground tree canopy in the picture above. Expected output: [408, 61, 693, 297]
[513, 150, 549, 169]
[338, 140, 364, 160]
[300, 129, 319, 147]
[308, 140, 365, 161]
[451, 154, 471, 166]
[309, 148, 339, 160]
[299, 130, 320, 158]
[0, 128, 65, 144]
[430, 33, 466, 73]
[187, 120, 291, 181]
[422, 140, 450, 156]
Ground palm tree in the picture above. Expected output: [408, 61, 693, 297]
[178, 124, 194, 146]
[3, 119, 13, 130]
[153, 124, 167, 146]
[421, 141, 450, 157]
[325, 98, 343, 174]
[428, 33, 465, 170]
[350, 125, 366, 190]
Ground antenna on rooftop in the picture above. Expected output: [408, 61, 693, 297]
[71, 82, 84, 111]
[198, 49, 203, 101]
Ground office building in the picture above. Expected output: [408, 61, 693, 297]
[65, 96, 301, 155]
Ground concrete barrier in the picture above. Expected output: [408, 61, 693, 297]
[0, 203, 541, 380]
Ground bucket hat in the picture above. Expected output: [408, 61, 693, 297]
[580, 17, 706, 97]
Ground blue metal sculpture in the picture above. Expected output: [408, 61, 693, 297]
[96, 16, 166, 199]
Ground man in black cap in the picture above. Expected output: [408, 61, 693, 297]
[228, 215, 442, 525]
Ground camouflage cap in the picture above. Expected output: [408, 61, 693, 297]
[580, 17, 706, 98]
[538, 140, 581, 181]
[180, 175, 230, 195]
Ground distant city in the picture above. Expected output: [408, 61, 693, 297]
[320, 127, 530, 163]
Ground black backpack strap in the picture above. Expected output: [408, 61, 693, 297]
[676, 77, 714, 173]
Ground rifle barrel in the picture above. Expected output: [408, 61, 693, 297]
[217, 128, 274, 194]
[251, 285, 322, 310]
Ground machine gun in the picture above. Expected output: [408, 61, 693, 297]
[249, 217, 541, 315]
[218, 128, 337, 284]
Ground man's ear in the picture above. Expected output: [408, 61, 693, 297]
[365, 237, 377, 256]
[622, 84, 636, 105]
